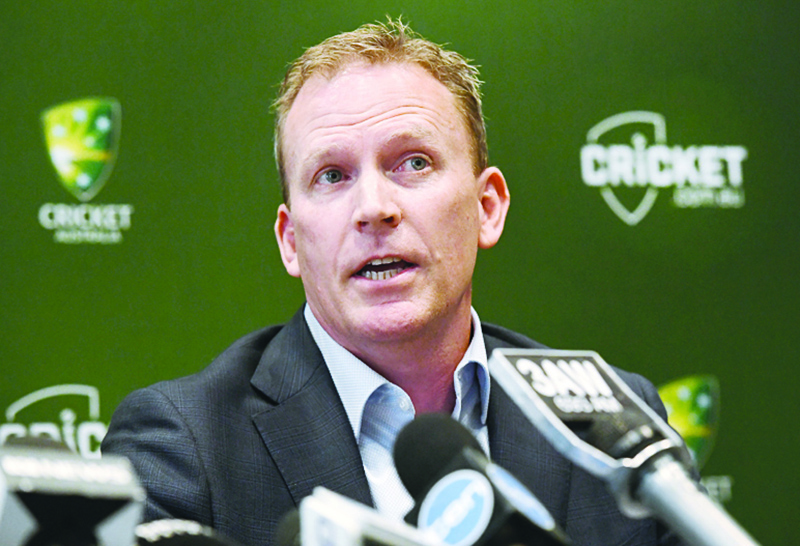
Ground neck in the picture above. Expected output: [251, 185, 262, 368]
[349, 307, 473, 414]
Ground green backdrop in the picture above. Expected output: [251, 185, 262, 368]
[2, 1, 798, 544]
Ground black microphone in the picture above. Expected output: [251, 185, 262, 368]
[285, 486, 439, 546]
[488, 348, 760, 546]
[0, 441, 144, 546]
[394, 413, 570, 546]
[135, 519, 243, 546]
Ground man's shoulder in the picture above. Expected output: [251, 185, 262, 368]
[481, 321, 549, 351]
[144, 322, 286, 399]
[116, 308, 316, 415]
[110, 306, 331, 423]
[100, 314, 309, 528]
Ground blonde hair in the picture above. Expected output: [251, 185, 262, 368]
[273, 18, 487, 203]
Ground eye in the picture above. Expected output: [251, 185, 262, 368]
[408, 157, 428, 171]
[397, 156, 430, 172]
[319, 169, 344, 184]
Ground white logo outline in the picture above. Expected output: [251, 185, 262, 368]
[586, 111, 665, 226]
[1, 384, 107, 458]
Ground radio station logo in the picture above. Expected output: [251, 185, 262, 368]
[580, 111, 748, 225]
[39, 97, 134, 244]
[512, 356, 624, 415]
[0, 384, 109, 458]
[658, 375, 732, 503]
[417, 469, 494, 546]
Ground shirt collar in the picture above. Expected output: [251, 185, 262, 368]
[304, 305, 385, 441]
[454, 311, 491, 426]
[304, 304, 491, 438]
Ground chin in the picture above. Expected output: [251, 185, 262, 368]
[354, 306, 430, 341]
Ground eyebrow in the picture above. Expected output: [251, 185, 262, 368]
[383, 126, 441, 147]
[292, 115, 452, 181]
[302, 143, 351, 170]
[301, 126, 443, 165]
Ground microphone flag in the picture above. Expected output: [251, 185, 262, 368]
[488, 348, 760, 546]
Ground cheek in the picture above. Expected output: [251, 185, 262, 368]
[293, 207, 350, 274]
[293, 218, 326, 269]
[424, 192, 481, 256]
[444, 188, 481, 232]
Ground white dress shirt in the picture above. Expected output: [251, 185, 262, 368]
[304, 304, 491, 519]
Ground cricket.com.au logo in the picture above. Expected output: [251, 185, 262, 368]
[38, 97, 134, 244]
[580, 111, 748, 225]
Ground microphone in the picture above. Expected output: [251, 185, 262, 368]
[136, 519, 243, 546]
[288, 487, 440, 546]
[394, 414, 570, 546]
[488, 348, 760, 546]
[0, 441, 144, 546]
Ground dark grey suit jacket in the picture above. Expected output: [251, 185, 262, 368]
[102, 308, 681, 546]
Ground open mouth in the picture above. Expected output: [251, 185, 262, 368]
[356, 257, 415, 281]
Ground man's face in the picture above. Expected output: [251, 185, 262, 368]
[275, 62, 508, 357]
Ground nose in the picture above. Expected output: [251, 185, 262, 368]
[352, 169, 402, 231]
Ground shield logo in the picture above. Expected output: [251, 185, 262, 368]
[658, 374, 720, 469]
[585, 111, 666, 226]
[41, 97, 121, 202]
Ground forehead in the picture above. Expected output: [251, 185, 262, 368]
[281, 62, 468, 170]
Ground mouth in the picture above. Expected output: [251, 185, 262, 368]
[355, 257, 415, 281]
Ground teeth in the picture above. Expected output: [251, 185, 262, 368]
[368, 257, 401, 266]
[362, 269, 402, 281]
[358, 257, 410, 281]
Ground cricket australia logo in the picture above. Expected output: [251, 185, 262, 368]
[39, 97, 134, 244]
[658, 375, 733, 503]
[580, 111, 748, 225]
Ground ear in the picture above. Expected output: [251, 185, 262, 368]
[476, 167, 510, 249]
[275, 203, 301, 278]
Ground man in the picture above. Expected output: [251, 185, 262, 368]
[103, 19, 682, 546]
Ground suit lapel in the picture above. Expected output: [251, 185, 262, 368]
[244, 313, 573, 517]
[249, 309, 373, 507]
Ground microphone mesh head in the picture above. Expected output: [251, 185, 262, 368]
[3, 435, 71, 452]
[393, 413, 481, 499]
[135, 520, 242, 546]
